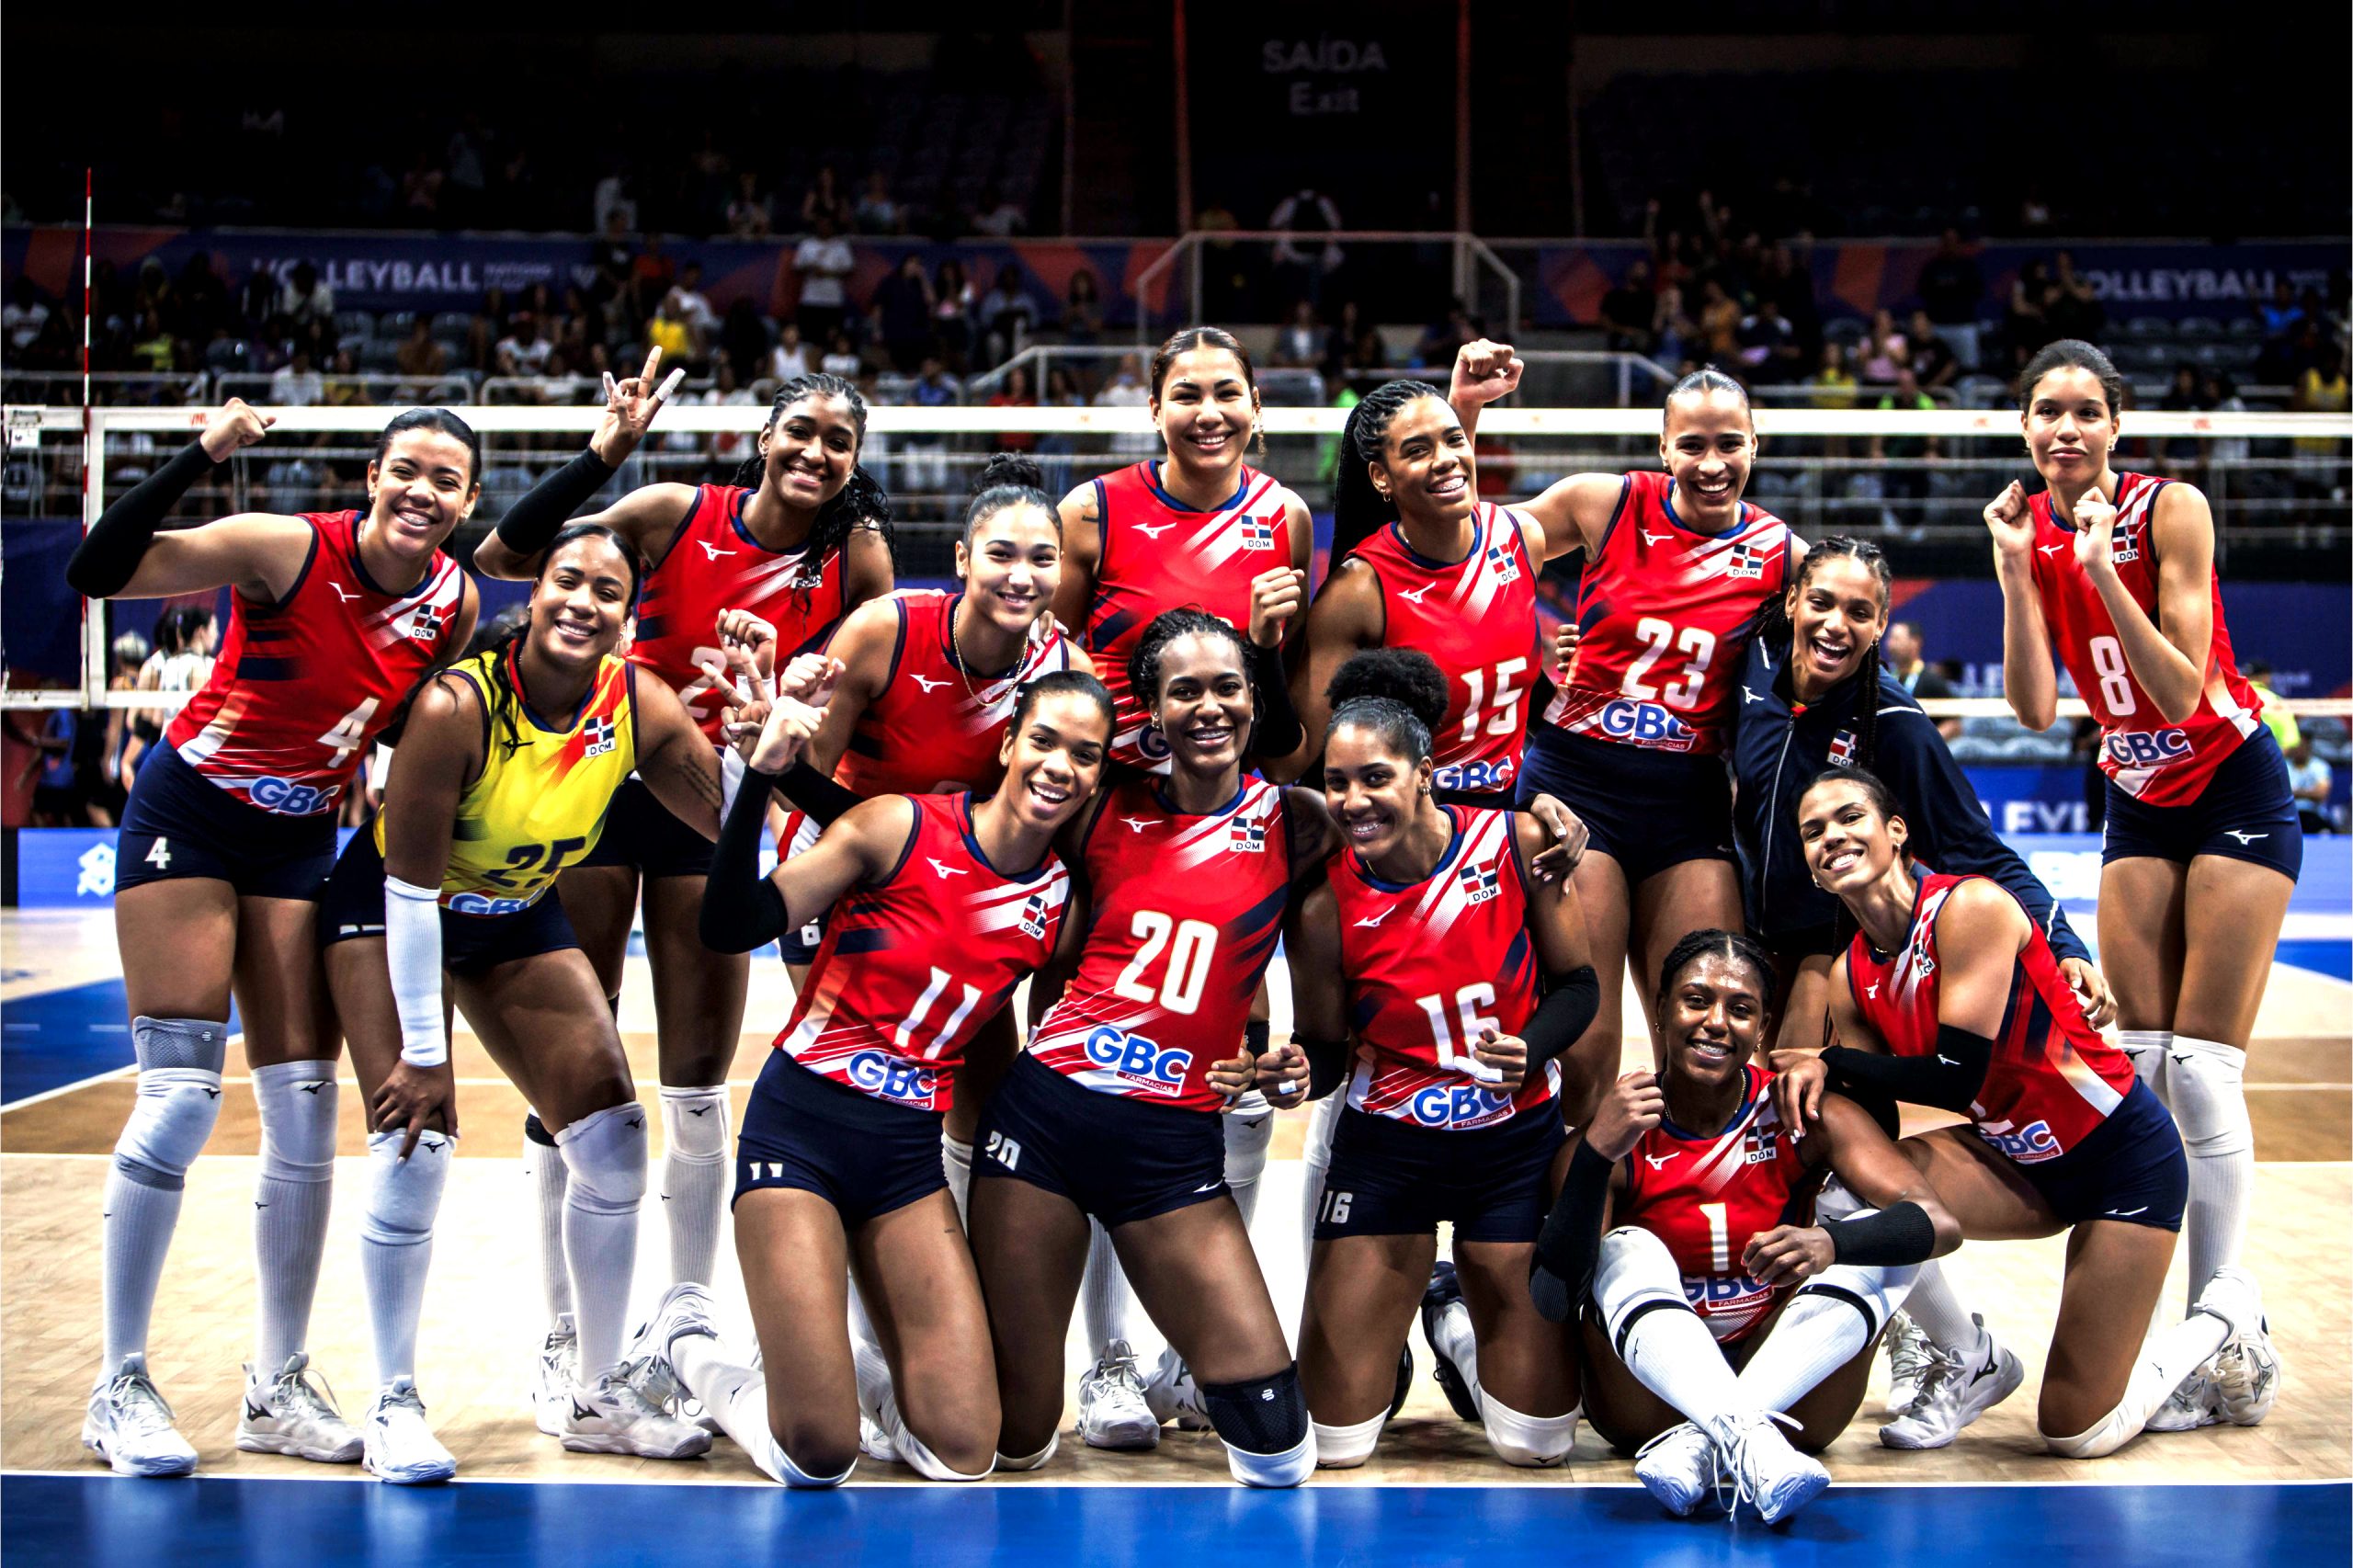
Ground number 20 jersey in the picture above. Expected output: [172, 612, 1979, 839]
[1028, 776, 1290, 1110]
[1545, 471, 1792, 757]
[779, 792, 1069, 1113]
[1327, 805, 1551, 1130]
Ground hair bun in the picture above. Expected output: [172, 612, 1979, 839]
[1326, 647, 1449, 734]
[972, 451, 1045, 495]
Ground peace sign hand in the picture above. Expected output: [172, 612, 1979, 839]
[589, 346, 687, 466]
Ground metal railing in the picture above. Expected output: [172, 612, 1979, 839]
[1131, 231, 1522, 347]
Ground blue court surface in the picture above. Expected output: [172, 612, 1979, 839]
[2, 1474, 2343, 1567]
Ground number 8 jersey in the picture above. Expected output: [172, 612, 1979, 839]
[780, 792, 1070, 1113]
[2028, 471, 2262, 805]
[1328, 805, 1550, 1130]
[1544, 471, 1793, 757]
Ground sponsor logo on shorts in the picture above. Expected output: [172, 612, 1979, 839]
[1084, 1025, 1192, 1096]
[446, 890, 536, 917]
[1595, 699, 1697, 750]
[847, 1050, 940, 1107]
[1404, 1082, 1517, 1129]
[1977, 1118, 2062, 1164]
[248, 776, 333, 815]
[2105, 728, 2192, 768]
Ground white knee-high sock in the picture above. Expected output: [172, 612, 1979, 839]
[2042, 1300, 2234, 1458]
[1082, 1221, 1133, 1358]
[1620, 1305, 1753, 1424]
[670, 1328, 851, 1484]
[1431, 1298, 1482, 1403]
[941, 1135, 973, 1226]
[1737, 1278, 1908, 1413]
[556, 1104, 650, 1378]
[1299, 1091, 1342, 1263]
[102, 1017, 229, 1369]
[1224, 1104, 1272, 1232]
[2169, 1037, 2254, 1307]
[2117, 1028, 2173, 1099]
[359, 1129, 453, 1386]
[522, 1113, 573, 1324]
[657, 1085, 729, 1287]
[251, 1059, 339, 1372]
[1897, 1259, 1978, 1353]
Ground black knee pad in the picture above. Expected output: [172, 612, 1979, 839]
[525, 1112, 558, 1148]
[1202, 1364, 1309, 1454]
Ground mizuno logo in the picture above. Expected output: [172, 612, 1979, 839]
[572, 1400, 597, 1421]
[1120, 817, 1153, 834]
[1135, 522, 1176, 540]
[1641, 529, 1671, 545]
[698, 541, 738, 560]
[1865, 983, 1881, 999]
[1643, 1152, 1675, 1170]
[328, 581, 362, 602]
[688, 1105, 712, 1116]
[1937, 1054, 1961, 1066]
[2040, 543, 2067, 556]
[1399, 585, 1436, 606]
[2223, 830, 2268, 845]
[626, 1116, 643, 1131]
[910, 674, 949, 692]
[202, 1087, 222, 1100]
[1193, 1179, 1224, 1194]
[1353, 913, 1389, 927]
[2107, 1206, 2148, 1218]
[245, 1400, 270, 1422]
[1742, 686, 1761, 704]
[927, 858, 969, 878]
[300, 1081, 327, 1094]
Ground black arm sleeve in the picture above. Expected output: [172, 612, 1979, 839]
[65, 439, 222, 597]
[1297, 1034, 1351, 1100]
[1245, 642, 1303, 761]
[1523, 964, 1601, 1073]
[1881, 706, 2090, 965]
[698, 767, 790, 953]
[778, 761, 862, 827]
[492, 448, 617, 558]
[1822, 1200, 1939, 1267]
[1821, 1025, 1991, 1117]
[1529, 1140, 1615, 1323]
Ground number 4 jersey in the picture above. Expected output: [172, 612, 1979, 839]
[1028, 776, 1291, 1110]
[1545, 471, 1793, 756]
[780, 791, 1070, 1113]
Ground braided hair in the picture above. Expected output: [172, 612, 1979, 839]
[1329, 379, 1448, 562]
[1653, 927, 1779, 1018]
[481, 521, 642, 759]
[1761, 535, 1894, 782]
[1127, 606, 1248, 712]
[1325, 648, 1445, 766]
[731, 373, 896, 607]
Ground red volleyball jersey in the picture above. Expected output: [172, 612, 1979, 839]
[778, 791, 1068, 1112]
[166, 511, 464, 814]
[1545, 471, 1793, 756]
[2027, 471, 2263, 805]
[631, 483, 853, 744]
[835, 590, 1077, 799]
[1847, 872, 2135, 1165]
[1085, 460, 1291, 770]
[1029, 775, 1291, 1110]
[1347, 502, 1541, 799]
[1614, 1063, 1813, 1344]
[1327, 806, 1551, 1129]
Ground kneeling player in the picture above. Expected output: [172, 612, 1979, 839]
[1529, 930, 1961, 1522]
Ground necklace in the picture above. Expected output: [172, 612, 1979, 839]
[948, 592, 983, 703]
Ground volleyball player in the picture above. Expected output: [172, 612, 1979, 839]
[321, 524, 728, 1479]
[1527, 930, 1961, 1522]
[1048, 326, 1310, 1446]
[474, 358, 892, 1420]
[963, 608, 1313, 1483]
[1447, 341, 1798, 1128]
[66, 398, 478, 1476]
[1986, 339, 2291, 1426]
[1255, 659, 1602, 1470]
[1778, 768, 2270, 1458]
[635, 668, 1114, 1485]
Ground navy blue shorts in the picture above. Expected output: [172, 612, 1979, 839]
[318, 830, 580, 977]
[575, 775, 714, 880]
[2101, 729, 2302, 882]
[1517, 727, 1736, 886]
[2003, 1079, 2187, 1233]
[734, 1050, 948, 1227]
[115, 745, 338, 901]
[971, 1051, 1230, 1227]
[1314, 1103, 1565, 1244]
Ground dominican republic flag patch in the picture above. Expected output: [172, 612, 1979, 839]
[1459, 858, 1500, 904]
[1020, 892, 1051, 938]
[1229, 815, 1267, 853]
[1484, 542, 1521, 585]
[1724, 539, 1769, 581]
[1828, 729, 1857, 766]
[1240, 514, 1277, 551]
[404, 603, 449, 642]
[583, 713, 618, 758]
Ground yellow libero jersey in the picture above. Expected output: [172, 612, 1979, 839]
[376, 648, 638, 915]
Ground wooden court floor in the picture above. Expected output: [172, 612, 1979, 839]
[3, 910, 2347, 1488]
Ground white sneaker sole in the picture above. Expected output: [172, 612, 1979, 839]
[1880, 1348, 2024, 1450]
[364, 1454, 458, 1484]
[237, 1424, 362, 1463]
[1756, 1465, 1831, 1524]
[559, 1428, 712, 1460]
[1078, 1411, 1162, 1451]
[83, 1431, 197, 1478]
[1634, 1470, 1707, 1517]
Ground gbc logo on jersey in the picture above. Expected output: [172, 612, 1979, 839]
[1407, 1082, 1514, 1129]
[248, 776, 332, 815]
[847, 1051, 939, 1107]
[1979, 1119, 2062, 1164]
[1084, 1025, 1192, 1096]
[1597, 699, 1697, 748]
[2106, 728, 2192, 768]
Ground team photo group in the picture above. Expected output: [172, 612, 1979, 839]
[66, 321, 2291, 1525]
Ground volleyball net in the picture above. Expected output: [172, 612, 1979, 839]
[4, 403, 2347, 737]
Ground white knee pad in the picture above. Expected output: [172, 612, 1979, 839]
[2167, 1038, 2252, 1155]
[254, 1060, 339, 1186]
[1477, 1392, 1579, 1468]
[362, 1129, 454, 1245]
[114, 1017, 231, 1190]
[2116, 1029, 2174, 1098]
[1223, 1108, 1272, 1190]
[658, 1085, 730, 1162]
[1226, 1430, 1315, 1488]
[774, 1445, 856, 1488]
[1594, 1226, 1690, 1346]
[556, 1103, 651, 1213]
[996, 1433, 1060, 1471]
[1311, 1410, 1385, 1469]
[883, 1398, 994, 1483]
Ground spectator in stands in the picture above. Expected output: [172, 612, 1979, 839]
[1735, 296, 1802, 383]
[972, 183, 1028, 238]
[801, 164, 852, 230]
[2244, 661, 2301, 756]
[401, 148, 445, 217]
[872, 254, 938, 374]
[1917, 229, 1985, 369]
[2200, 369, 2251, 465]
[934, 257, 976, 369]
[1600, 260, 1656, 356]
[1859, 307, 1907, 384]
[1884, 621, 1962, 741]
[1651, 282, 1693, 366]
[1039, 364, 1086, 491]
[130, 309, 176, 373]
[1095, 351, 1155, 458]
[2295, 339, 2350, 498]
[494, 312, 553, 377]
[2289, 742, 2333, 834]
[2158, 364, 2205, 472]
[716, 298, 767, 381]
[1760, 243, 1819, 355]
[1268, 187, 1345, 307]
[2006, 258, 2052, 367]
[902, 353, 960, 497]
[5, 278, 51, 353]
[672, 262, 720, 344]
[793, 213, 855, 346]
[1696, 277, 1741, 365]
[631, 234, 678, 324]
[1062, 269, 1103, 347]
[594, 163, 638, 234]
[2259, 279, 2305, 340]
[1870, 366, 1938, 523]
[855, 171, 903, 235]
[728, 170, 774, 238]
[2044, 250, 2103, 343]
[645, 290, 695, 367]
[278, 261, 335, 329]
[1808, 340, 1859, 404]
[820, 328, 862, 380]
[1905, 310, 1957, 392]
[1413, 301, 1478, 371]
[703, 353, 762, 467]
[768, 319, 813, 381]
[1272, 301, 1321, 369]
[979, 263, 1037, 369]
[175, 256, 230, 345]
[988, 363, 1039, 454]
[234, 262, 278, 337]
